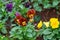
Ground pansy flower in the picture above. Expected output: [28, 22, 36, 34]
[6, 3, 13, 12]
[24, 2, 30, 8]
[15, 12, 27, 26]
[20, 18, 27, 26]
[27, 9, 36, 19]
[50, 18, 59, 29]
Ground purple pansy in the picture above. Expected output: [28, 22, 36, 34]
[24, 2, 30, 8]
[6, 3, 13, 12]
[15, 12, 21, 16]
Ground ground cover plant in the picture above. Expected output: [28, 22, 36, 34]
[0, 0, 60, 40]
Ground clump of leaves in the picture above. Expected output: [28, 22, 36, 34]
[31, 0, 60, 12]
[10, 22, 37, 40]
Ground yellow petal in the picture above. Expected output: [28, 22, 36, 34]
[50, 18, 58, 23]
[29, 18, 34, 22]
[37, 21, 42, 29]
[43, 22, 49, 28]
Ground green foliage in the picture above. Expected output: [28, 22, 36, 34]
[52, 0, 60, 7]
[1, 27, 7, 34]
[33, 2, 42, 12]
[0, 35, 8, 40]
[10, 22, 37, 40]
[39, 24, 60, 40]
[32, 0, 60, 11]
[0, 21, 4, 29]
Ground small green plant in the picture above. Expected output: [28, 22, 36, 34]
[10, 22, 37, 40]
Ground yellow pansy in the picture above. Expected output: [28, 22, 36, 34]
[50, 18, 59, 29]
[43, 22, 49, 28]
[37, 21, 42, 29]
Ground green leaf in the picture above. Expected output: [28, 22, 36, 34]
[53, 29, 58, 34]
[30, 0, 34, 2]
[51, 38, 56, 40]
[39, 29, 45, 35]
[27, 29, 32, 33]
[19, 4, 24, 9]
[33, 3, 38, 7]
[44, 4, 51, 8]
[52, 0, 59, 7]
[32, 32, 36, 37]
[57, 34, 60, 38]
[1, 27, 7, 34]
[0, 1, 3, 7]
[27, 33, 33, 38]
[33, 2, 42, 11]
[38, 0, 42, 4]
[11, 26, 20, 32]
[42, 29, 51, 35]
[46, 33, 54, 39]
[35, 6, 42, 11]
[0, 21, 4, 28]
[43, 36, 48, 40]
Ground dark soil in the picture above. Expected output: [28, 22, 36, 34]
[36, 36, 43, 40]
[37, 8, 60, 21]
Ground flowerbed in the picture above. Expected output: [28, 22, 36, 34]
[0, 0, 60, 40]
